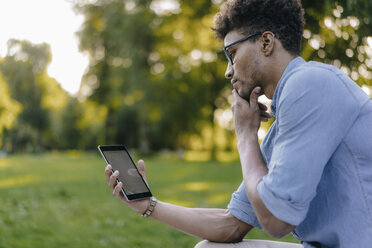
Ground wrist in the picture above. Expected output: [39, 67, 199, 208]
[135, 198, 151, 214]
[141, 196, 157, 218]
[237, 132, 258, 149]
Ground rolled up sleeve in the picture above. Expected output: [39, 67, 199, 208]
[228, 182, 262, 229]
[257, 68, 360, 226]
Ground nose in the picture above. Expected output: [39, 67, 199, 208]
[225, 63, 234, 80]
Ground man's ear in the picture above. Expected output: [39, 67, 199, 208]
[260, 32, 275, 56]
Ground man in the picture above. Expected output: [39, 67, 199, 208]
[105, 0, 372, 247]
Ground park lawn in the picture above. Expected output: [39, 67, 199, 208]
[0, 152, 299, 248]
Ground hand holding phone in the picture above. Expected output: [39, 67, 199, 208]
[105, 161, 153, 216]
[98, 145, 152, 201]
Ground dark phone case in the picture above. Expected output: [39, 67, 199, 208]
[98, 145, 152, 201]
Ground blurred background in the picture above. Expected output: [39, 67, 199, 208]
[0, 0, 371, 247]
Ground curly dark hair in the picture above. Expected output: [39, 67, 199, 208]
[213, 0, 305, 55]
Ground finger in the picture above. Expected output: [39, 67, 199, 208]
[232, 89, 237, 99]
[232, 89, 243, 102]
[109, 170, 119, 189]
[232, 90, 246, 110]
[260, 115, 270, 122]
[113, 182, 122, 197]
[260, 110, 271, 119]
[258, 102, 268, 111]
[137, 160, 148, 184]
[260, 110, 271, 122]
[249, 87, 261, 107]
[105, 164, 112, 182]
[260, 116, 269, 122]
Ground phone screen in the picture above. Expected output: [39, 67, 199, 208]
[99, 146, 152, 200]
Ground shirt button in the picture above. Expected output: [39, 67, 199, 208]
[269, 162, 277, 174]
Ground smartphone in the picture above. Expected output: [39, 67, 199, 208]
[98, 145, 152, 201]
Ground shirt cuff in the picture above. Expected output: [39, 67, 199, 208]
[228, 195, 262, 229]
[257, 179, 308, 226]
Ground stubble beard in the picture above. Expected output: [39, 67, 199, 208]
[239, 74, 260, 102]
[239, 60, 261, 102]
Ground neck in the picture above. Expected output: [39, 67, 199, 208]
[263, 51, 297, 99]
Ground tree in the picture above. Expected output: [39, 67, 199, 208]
[0, 71, 21, 149]
[0, 39, 68, 152]
[74, 0, 372, 154]
[74, 0, 229, 153]
[55, 97, 107, 150]
[301, 0, 372, 87]
[75, 0, 156, 152]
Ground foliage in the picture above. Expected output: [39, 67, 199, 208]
[74, 0, 229, 152]
[0, 38, 108, 151]
[75, 0, 155, 151]
[73, 0, 372, 153]
[0, 0, 371, 152]
[0, 153, 299, 247]
[0, 40, 69, 152]
[54, 98, 107, 149]
[301, 0, 372, 87]
[0, 71, 21, 139]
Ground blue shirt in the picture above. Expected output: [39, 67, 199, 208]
[228, 57, 372, 248]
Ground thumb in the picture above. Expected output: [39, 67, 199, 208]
[250, 87, 261, 107]
[137, 159, 148, 184]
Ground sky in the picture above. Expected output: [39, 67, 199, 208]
[0, 0, 89, 95]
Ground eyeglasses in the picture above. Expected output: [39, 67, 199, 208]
[223, 32, 262, 65]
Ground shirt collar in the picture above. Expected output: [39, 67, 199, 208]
[270, 56, 306, 117]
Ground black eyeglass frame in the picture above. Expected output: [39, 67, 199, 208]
[223, 32, 263, 65]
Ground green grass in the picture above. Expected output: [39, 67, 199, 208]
[0, 152, 299, 247]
